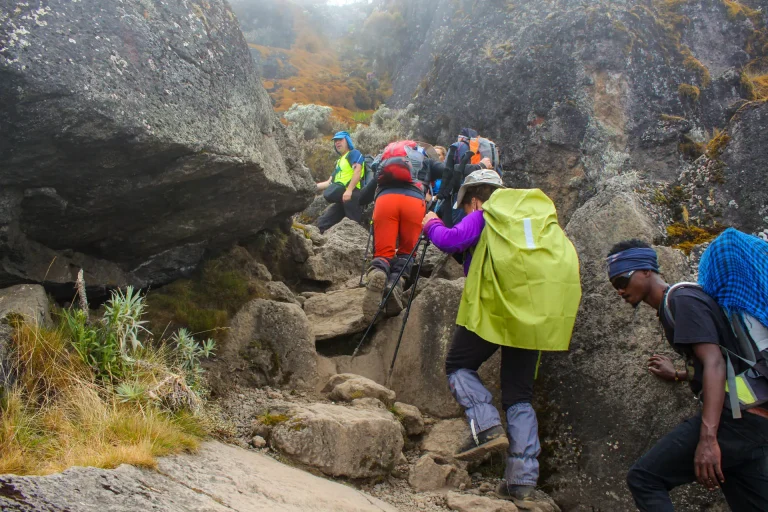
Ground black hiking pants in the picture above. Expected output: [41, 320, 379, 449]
[627, 409, 768, 511]
[317, 189, 362, 233]
[445, 325, 539, 411]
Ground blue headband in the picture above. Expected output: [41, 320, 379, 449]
[606, 247, 659, 279]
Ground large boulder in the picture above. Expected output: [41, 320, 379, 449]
[0, 0, 314, 294]
[533, 182, 712, 510]
[297, 218, 369, 287]
[208, 299, 317, 393]
[304, 287, 368, 340]
[268, 402, 404, 478]
[0, 441, 397, 511]
[326, 277, 501, 418]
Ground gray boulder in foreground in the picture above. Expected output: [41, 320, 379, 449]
[0, 441, 397, 511]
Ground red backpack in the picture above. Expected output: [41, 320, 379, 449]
[377, 140, 427, 187]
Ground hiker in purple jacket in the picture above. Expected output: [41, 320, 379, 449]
[421, 170, 545, 505]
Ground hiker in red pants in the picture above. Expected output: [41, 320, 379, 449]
[359, 141, 441, 319]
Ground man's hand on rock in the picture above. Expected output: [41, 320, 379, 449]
[648, 354, 676, 381]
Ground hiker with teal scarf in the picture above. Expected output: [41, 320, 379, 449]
[421, 170, 581, 505]
[316, 131, 365, 233]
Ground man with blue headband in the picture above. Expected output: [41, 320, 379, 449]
[606, 239, 768, 511]
[315, 131, 365, 233]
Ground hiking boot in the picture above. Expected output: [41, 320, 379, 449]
[495, 482, 558, 511]
[385, 277, 406, 316]
[455, 425, 509, 462]
[495, 481, 535, 501]
[362, 267, 388, 320]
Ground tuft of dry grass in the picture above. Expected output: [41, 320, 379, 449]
[678, 83, 701, 101]
[741, 69, 768, 100]
[0, 316, 208, 476]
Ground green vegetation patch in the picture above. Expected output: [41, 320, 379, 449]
[145, 253, 268, 342]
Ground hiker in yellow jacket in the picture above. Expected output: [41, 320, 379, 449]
[422, 170, 581, 505]
[315, 131, 364, 233]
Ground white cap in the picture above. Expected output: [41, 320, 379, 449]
[453, 169, 504, 209]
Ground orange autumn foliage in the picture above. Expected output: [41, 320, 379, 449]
[246, 6, 389, 123]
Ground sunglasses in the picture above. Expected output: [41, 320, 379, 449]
[611, 270, 636, 290]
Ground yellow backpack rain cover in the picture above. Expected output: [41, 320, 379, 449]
[456, 188, 582, 351]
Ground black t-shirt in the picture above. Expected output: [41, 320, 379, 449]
[658, 286, 737, 397]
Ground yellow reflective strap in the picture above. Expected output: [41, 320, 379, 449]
[725, 375, 757, 406]
[534, 350, 542, 380]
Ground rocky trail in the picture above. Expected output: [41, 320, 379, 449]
[3, 0, 768, 510]
[0, 440, 398, 512]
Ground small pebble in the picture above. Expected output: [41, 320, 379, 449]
[251, 435, 267, 448]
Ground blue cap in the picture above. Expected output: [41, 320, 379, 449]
[332, 131, 355, 152]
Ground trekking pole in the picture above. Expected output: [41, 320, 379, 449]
[359, 218, 374, 286]
[351, 237, 423, 357]
[386, 235, 431, 387]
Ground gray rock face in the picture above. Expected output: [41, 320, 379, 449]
[446, 492, 519, 512]
[268, 402, 405, 479]
[304, 287, 368, 340]
[208, 299, 317, 393]
[297, 218, 369, 286]
[0, 441, 397, 511]
[0, 0, 314, 292]
[408, 453, 470, 492]
[323, 373, 397, 406]
[692, 101, 768, 232]
[388, 0, 760, 222]
[535, 183, 711, 510]
[0, 284, 51, 326]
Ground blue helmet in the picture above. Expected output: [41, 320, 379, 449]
[332, 131, 355, 152]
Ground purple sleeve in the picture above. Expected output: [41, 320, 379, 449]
[424, 210, 485, 253]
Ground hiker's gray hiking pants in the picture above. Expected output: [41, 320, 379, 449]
[446, 325, 541, 486]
